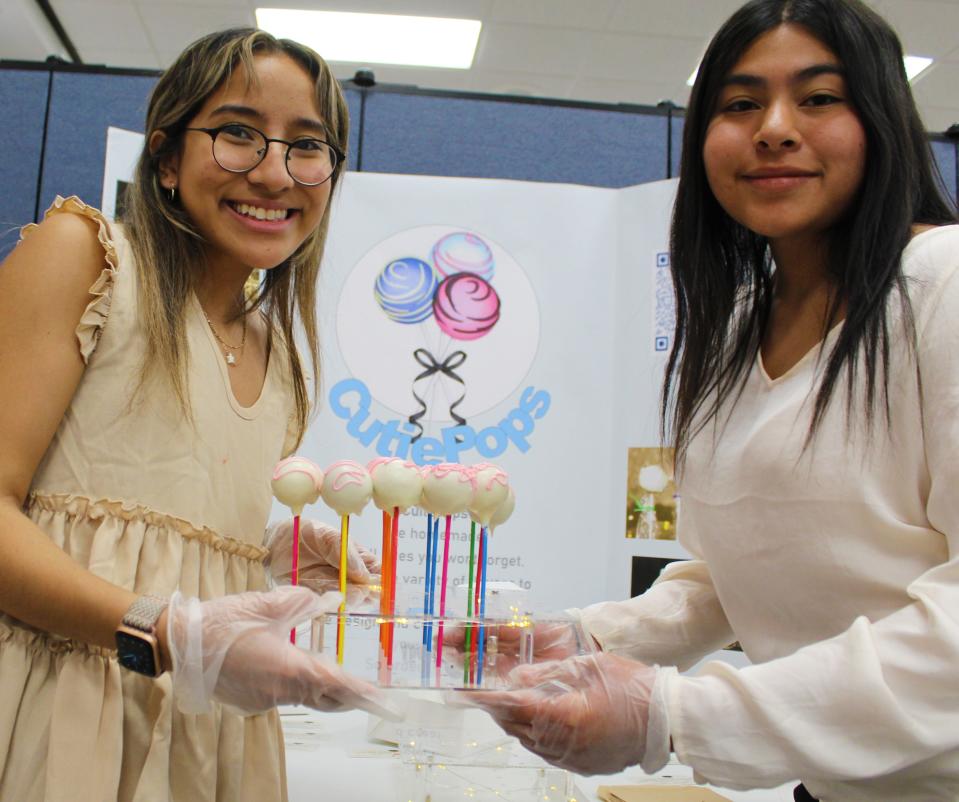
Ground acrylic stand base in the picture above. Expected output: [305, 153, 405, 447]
[310, 606, 589, 691]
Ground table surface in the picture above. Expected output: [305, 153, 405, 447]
[281, 707, 795, 802]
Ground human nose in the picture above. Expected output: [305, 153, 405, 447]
[753, 99, 800, 151]
[246, 140, 295, 190]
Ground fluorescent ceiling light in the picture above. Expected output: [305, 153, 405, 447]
[686, 54, 933, 90]
[255, 9, 481, 69]
[904, 55, 933, 82]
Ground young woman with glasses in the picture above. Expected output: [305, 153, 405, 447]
[0, 28, 388, 801]
[467, 1, 959, 799]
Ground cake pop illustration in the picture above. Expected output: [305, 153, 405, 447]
[374, 257, 438, 324]
[431, 231, 494, 282]
[433, 273, 501, 341]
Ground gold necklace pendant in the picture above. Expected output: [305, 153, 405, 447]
[203, 309, 246, 368]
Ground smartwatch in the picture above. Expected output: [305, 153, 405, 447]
[115, 595, 168, 677]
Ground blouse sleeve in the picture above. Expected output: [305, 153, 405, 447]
[579, 519, 736, 670]
[18, 196, 118, 363]
[663, 238, 959, 790]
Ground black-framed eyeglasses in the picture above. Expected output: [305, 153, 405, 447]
[185, 123, 344, 186]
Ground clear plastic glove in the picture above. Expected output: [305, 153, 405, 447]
[460, 653, 662, 776]
[443, 619, 588, 680]
[167, 585, 400, 720]
[264, 518, 380, 586]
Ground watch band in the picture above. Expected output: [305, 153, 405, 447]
[122, 595, 168, 633]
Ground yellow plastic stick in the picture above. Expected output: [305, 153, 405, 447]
[336, 514, 349, 664]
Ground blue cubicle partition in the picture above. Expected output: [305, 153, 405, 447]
[1, 60, 957, 261]
[0, 70, 50, 256]
[358, 89, 670, 187]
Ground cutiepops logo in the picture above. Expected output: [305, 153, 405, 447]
[333, 225, 549, 464]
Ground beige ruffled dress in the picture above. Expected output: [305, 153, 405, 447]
[0, 197, 297, 802]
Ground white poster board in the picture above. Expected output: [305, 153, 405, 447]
[296, 172, 683, 612]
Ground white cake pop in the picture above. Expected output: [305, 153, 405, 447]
[489, 486, 516, 531]
[321, 460, 373, 516]
[271, 456, 324, 516]
[368, 457, 424, 513]
[468, 463, 510, 526]
[421, 463, 476, 516]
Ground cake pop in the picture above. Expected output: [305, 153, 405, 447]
[321, 461, 373, 516]
[468, 463, 510, 527]
[321, 461, 373, 663]
[368, 458, 423, 668]
[422, 464, 476, 668]
[271, 455, 324, 643]
[271, 456, 324, 516]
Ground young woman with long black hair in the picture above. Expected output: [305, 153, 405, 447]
[469, 1, 959, 798]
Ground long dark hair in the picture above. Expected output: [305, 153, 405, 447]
[664, 0, 956, 465]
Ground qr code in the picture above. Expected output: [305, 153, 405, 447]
[654, 253, 675, 353]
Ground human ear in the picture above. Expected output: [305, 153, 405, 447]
[149, 130, 180, 190]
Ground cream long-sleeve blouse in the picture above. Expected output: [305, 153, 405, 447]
[582, 225, 959, 802]
[0, 197, 296, 802]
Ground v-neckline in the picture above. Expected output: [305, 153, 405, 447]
[757, 320, 844, 387]
[191, 295, 270, 419]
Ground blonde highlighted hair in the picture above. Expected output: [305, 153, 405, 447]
[122, 28, 349, 447]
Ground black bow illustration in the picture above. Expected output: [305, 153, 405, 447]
[408, 348, 467, 442]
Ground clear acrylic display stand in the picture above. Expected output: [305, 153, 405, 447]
[309, 600, 591, 690]
[306, 585, 591, 800]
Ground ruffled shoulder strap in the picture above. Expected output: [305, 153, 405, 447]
[19, 196, 119, 363]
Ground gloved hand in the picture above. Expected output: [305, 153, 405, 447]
[461, 652, 667, 776]
[443, 618, 589, 679]
[264, 518, 380, 586]
[166, 585, 400, 720]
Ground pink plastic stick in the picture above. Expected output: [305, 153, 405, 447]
[436, 514, 453, 668]
[290, 514, 300, 644]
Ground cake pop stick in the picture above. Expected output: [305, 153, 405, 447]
[368, 458, 423, 668]
[424, 513, 441, 654]
[464, 519, 477, 685]
[321, 461, 373, 664]
[466, 462, 509, 684]
[367, 458, 394, 661]
[271, 456, 324, 643]
[422, 511, 433, 647]
[421, 463, 476, 671]
[477, 486, 515, 684]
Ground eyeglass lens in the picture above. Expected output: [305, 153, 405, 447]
[213, 124, 337, 185]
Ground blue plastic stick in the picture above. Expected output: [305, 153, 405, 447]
[422, 513, 433, 646]
[425, 515, 440, 652]
[476, 526, 489, 684]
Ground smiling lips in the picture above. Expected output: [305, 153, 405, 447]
[742, 167, 820, 190]
[227, 201, 293, 222]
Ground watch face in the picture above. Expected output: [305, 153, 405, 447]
[115, 630, 158, 676]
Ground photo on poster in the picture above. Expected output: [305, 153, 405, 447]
[625, 446, 677, 540]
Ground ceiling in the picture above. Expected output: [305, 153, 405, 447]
[4, 0, 959, 133]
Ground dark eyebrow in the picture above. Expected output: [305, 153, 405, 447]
[207, 104, 329, 138]
[721, 63, 844, 89]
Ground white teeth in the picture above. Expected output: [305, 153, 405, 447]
[232, 203, 288, 221]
